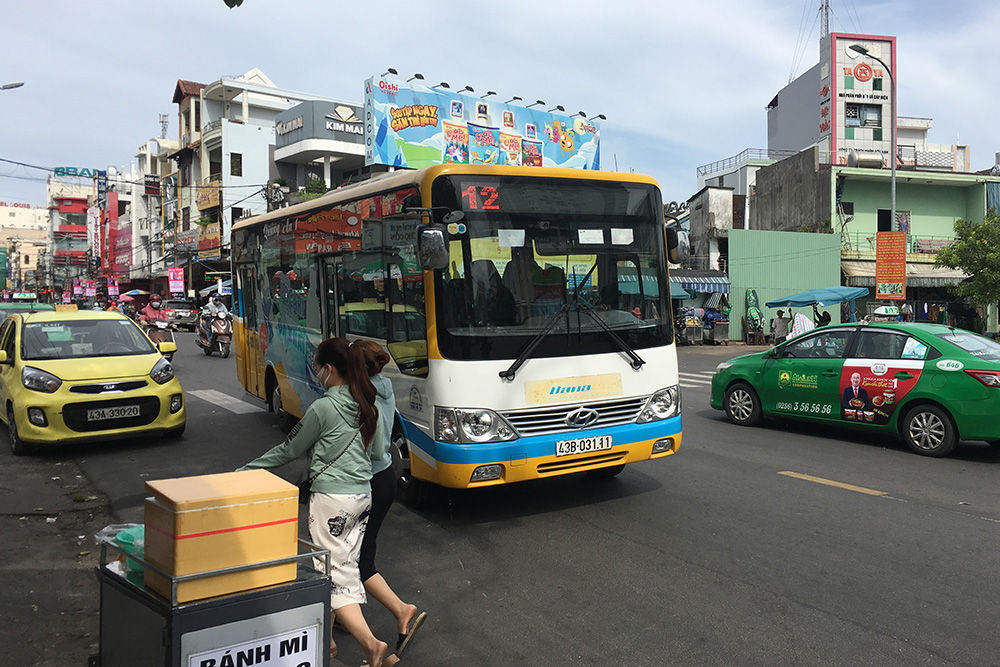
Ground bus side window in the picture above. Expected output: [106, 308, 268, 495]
[385, 232, 428, 377]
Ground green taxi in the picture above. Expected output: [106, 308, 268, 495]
[710, 322, 1000, 457]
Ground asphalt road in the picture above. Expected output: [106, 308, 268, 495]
[4, 336, 1000, 666]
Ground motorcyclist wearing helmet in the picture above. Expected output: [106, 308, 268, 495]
[201, 293, 230, 338]
[139, 295, 169, 325]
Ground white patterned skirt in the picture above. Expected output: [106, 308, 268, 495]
[308, 491, 372, 610]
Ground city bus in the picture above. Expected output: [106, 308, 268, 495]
[231, 165, 682, 505]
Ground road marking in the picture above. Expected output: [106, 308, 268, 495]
[678, 372, 714, 387]
[188, 389, 266, 414]
[778, 471, 885, 496]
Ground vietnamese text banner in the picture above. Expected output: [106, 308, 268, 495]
[364, 76, 600, 170]
[875, 231, 907, 300]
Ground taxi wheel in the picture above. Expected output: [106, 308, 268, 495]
[902, 404, 956, 457]
[7, 407, 28, 456]
[724, 382, 762, 426]
[987, 440, 1000, 447]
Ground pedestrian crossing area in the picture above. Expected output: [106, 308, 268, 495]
[678, 370, 715, 389]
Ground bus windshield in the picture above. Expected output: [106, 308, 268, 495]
[430, 175, 672, 361]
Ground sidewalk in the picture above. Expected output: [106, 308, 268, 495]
[0, 453, 112, 666]
[0, 452, 362, 667]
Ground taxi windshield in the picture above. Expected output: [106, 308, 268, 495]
[936, 331, 1000, 361]
[22, 320, 156, 360]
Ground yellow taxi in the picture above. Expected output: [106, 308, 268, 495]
[0, 310, 186, 455]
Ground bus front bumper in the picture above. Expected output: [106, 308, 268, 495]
[404, 416, 681, 489]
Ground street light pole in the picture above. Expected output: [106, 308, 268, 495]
[849, 44, 895, 231]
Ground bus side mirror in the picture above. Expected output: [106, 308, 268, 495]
[417, 225, 449, 271]
[665, 227, 680, 264]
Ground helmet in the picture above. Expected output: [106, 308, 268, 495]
[150, 295, 162, 307]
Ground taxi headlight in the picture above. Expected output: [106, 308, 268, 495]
[22, 366, 62, 393]
[150, 357, 175, 385]
[637, 386, 680, 423]
[715, 361, 734, 374]
[435, 407, 517, 443]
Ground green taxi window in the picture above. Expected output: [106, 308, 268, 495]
[855, 330, 908, 359]
[937, 331, 1000, 362]
[782, 329, 852, 359]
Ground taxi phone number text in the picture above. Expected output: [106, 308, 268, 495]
[775, 402, 832, 415]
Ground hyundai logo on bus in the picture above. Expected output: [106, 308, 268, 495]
[565, 407, 599, 428]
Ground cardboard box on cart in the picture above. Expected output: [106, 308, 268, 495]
[143, 469, 299, 603]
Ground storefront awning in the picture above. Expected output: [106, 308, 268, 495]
[669, 273, 730, 294]
[841, 260, 969, 288]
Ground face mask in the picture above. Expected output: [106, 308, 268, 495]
[151, 302, 161, 308]
[318, 365, 329, 387]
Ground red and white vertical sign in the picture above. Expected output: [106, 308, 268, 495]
[168, 267, 185, 294]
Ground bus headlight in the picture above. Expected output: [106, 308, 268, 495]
[636, 386, 680, 423]
[435, 407, 518, 443]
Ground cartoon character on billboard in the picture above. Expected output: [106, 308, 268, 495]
[544, 120, 576, 155]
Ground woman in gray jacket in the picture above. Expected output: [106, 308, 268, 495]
[356, 341, 427, 656]
[240, 338, 398, 667]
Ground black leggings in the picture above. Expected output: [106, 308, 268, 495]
[359, 466, 396, 582]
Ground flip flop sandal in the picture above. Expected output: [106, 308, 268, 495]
[395, 611, 427, 656]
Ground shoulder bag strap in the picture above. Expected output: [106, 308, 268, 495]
[308, 395, 363, 484]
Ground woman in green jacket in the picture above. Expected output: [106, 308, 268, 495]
[240, 338, 397, 667]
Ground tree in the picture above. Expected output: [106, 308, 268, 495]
[935, 210, 1000, 330]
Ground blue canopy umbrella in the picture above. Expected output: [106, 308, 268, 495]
[765, 286, 869, 308]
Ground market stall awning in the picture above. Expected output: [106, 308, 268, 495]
[617, 274, 691, 300]
[704, 291, 729, 310]
[669, 271, 730, 294]
[765, 286, 868, 308]
[841, 260, 968, 288]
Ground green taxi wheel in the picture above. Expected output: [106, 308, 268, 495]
[987, 440, 1000, 447]
[902, 404, 956, 457]
[724, 382, 762, 427]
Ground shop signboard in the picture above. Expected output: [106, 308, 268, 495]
[144, 174, 161, 196]
[107, 278, 119, 299]
[72, 279, 83, 296]
[168, 267, 185, 294]
[85, 279, 96, 297]
[364, 76, 600, 170]
[197, 183, 221, 211]
[875, 231, 906, 300]
[198, 222, 221, 260]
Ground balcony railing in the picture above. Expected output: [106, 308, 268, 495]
[697, 148, 800, 177]
[841, 232, 954, 256]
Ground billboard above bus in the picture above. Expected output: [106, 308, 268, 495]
[363, 76, 601, 171]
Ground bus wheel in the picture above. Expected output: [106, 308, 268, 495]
[392, 427, 430, 508]
[271, 384, 295, 434]
[588, 463, 626, 479]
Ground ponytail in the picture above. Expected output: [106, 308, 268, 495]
[315, 338, 379, 448]
[354, 339, 391, 376]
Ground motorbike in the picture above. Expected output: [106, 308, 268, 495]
[144, 319, 176, 361]
[674, 314, 691, 346]
[197, 312, 233, 358]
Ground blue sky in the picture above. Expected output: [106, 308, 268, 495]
[1, 0, 997, 208]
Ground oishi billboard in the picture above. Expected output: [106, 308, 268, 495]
[364, 76, 600, 171]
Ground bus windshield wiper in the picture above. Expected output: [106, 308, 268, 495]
[575, 305, 645, 370]
[499, 302, 571, 381]
[499, 263, 599, 381]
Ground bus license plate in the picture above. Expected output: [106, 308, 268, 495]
[555, 435, 613, 457]
[87, 405, 140, 421]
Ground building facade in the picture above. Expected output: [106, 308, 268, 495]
[0, 201, 48, 293]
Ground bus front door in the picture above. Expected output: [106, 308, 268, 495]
[236, 264, 264, 398]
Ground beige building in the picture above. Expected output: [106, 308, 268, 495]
[0, 201, 49, 291]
